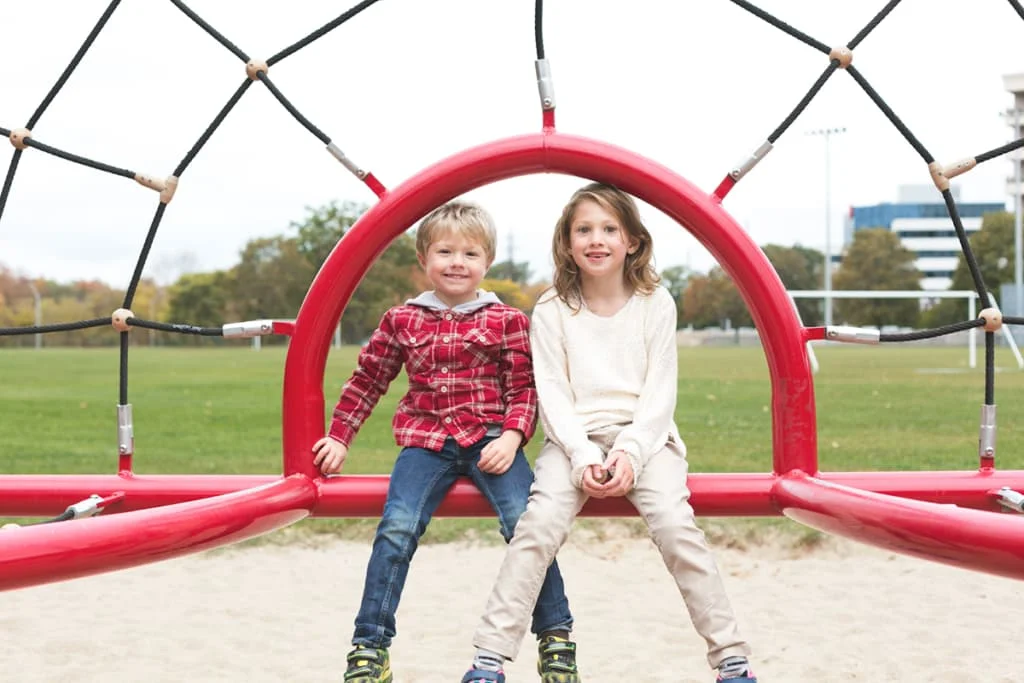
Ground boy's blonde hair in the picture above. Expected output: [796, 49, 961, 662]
[416, 200, 497, 263]
[550, 182, 659, 311]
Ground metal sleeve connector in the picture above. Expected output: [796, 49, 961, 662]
[223, 320, 276, 338]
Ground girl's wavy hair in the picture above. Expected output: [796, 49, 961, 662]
[548, 182, 659, 311]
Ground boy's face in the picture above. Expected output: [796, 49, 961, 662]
[417, 231, 491, 307]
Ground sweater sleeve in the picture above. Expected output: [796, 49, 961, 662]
[611, 288, 678, 476]
[499, 309, 538, 442]
[531, 298, 604, 488]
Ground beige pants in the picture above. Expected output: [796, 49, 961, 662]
[472, 432, 752, 668]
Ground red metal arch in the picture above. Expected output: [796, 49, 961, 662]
[3, 131, 1024, 592]
[284, 131, 816, 481]
[283, 130, 1024, 580]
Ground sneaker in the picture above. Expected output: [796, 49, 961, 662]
[344, 646, 392, 682]
[537, 635, 581, 682]
[716, 656, 757, 682]
[460, 669, 505, 683]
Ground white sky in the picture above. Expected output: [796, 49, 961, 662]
[1, 0, 1021, 287]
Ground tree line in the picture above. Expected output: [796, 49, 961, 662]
[0, 203, 1016, 347]
[680, 211, 1017, 329]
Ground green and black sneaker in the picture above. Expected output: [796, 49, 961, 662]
[537, 635, 581, 683]
[343, 646, 393, 683]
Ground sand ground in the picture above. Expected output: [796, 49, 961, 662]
[3, 530, 1020, 682]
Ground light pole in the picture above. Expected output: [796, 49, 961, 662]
[26, 281, 41, 350]
[1013, 108, 1023, 317]
[808, 127, 846, 328]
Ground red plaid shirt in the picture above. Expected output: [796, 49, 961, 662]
[328, 302, 537, 451]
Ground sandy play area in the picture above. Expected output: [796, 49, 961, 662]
[3, 529, 1020, 682]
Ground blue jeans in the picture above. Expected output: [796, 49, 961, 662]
[351, 436, 573, 648]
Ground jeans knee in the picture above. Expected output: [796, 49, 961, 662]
[498, 502, 528, 541]
[375, 512, 419, 552]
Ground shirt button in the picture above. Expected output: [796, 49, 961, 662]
[409, 336, 416, 343]
[441, 367, 448, 373]
[445, 313, 453, 321]
[441, 386, 448, 393]
[442, 336, 450, 343]
[444, 416, 452, 424]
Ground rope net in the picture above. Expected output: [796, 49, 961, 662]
[1, 0, 1023, 503]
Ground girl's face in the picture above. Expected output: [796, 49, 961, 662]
[568, 199, 638, 283]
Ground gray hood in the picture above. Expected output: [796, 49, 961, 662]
[405, 290, 502, 314]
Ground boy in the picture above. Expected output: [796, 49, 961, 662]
[312, 201, 579, 683]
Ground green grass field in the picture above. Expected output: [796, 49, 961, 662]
[1, 344, 1022, 543]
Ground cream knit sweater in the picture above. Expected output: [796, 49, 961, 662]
[530, 285, 684, 488]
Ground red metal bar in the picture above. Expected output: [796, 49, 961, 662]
[283, 132, 817, 481]
[311, 474, 777, 518]
[93, 491, 125, 510]
[4, 470, 1023, 518]
[0, 474, 276, 515]
[362, 172, 387, 198]
[0, 475, 316, 592]
[712, 175, 736, 201]
[542, 108, 555, 131]
[7, 133, 1020, 586]
[272, 320, 296, 336]
[774, 471, 1024, 581]
[308, 470, 1024, 517]
[804, 327, 827, 341]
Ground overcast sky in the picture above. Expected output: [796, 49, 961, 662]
[1, 0, 1022, 288]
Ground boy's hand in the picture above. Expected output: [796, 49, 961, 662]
[312, 436, 348, 475]
[581, 450, 634, 498]
[478, 430, 522, 475]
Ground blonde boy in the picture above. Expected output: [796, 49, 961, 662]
[313, 201, 578, 683]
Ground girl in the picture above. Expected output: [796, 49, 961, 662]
[462, 183, 757, 682]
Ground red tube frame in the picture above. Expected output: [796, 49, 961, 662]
[3, 130, 1024, 589]
[0, 469, 1020, 518]
[774, 472, 1024, 580]
[284, 131, 816, 480]
[0, 476, 316, 591]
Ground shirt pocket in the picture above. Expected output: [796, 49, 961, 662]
[395, 328, 432, 373]
[462, 327, 502, 368]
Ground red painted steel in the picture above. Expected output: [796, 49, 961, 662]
[3, 130, 1024, 588]
[804, 327, 827, 341]
[2, 471, 1023, 519]
[0, 474, 277, 515]
[272, 320, 296, 335]
[542, 109, 555, 131]
[283, 131, 817, 481]
[774, 471, 1024, 580]
[362, 172, 387, 198]
[0, 476, 316, 591]
[712, 174, 736, 201]
[92, 491, 125, 510]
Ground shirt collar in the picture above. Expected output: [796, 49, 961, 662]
[406, 289, 501, 314]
